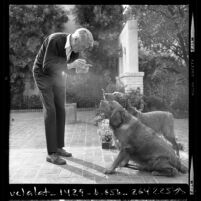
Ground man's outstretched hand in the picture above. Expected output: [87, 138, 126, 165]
[68, 59, 92, 73]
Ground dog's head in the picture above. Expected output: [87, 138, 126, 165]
[98, 100, 128, 129]
[104, 93, 115, 101]
[101, 89, 115, 101]
[102, 89, 127, 103]
[98, 100, 121, 118]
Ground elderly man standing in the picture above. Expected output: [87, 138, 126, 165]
[33, 28, 94, 165]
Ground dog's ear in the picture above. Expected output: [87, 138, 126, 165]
[109, 108, 126, 128]
[109, 109, 122, 128]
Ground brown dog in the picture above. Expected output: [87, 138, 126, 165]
[101, 89, 183, 157]
[98, 100, 187, 177]
[127, 103, 183, 156]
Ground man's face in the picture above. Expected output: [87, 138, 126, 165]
[72, 38, 89, 53]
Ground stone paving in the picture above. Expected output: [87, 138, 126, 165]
[9, 110, 189, 184]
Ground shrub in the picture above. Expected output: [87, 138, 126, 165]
[10, 94, 24, 109]
[170, 92, 188, 118]
[10, 95, 43, 109]
[22, 95, 43, 109]
[143, 95, 168, 112]
[66, 72, 104, 108]
[126, 88, 145, 111]
[97, 119, 114, 148]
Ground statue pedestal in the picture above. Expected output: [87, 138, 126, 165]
[119, 72, 144, 93]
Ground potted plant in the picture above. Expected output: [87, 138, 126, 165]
[97, 119, 115, 149]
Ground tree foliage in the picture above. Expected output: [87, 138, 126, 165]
[9, 5, 69, 71]
[72, 5, 124, 74]
[139, 50, 188, 115]
[128, 5, 189, 116]
[130, 5, 189, 68]
[9, 5, 69, 107]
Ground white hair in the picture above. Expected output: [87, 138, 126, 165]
[73, 28, 94, 48]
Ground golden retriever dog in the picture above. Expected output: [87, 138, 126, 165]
[98, 100, 187, 177]
[101, 89, 183, 157]
[127, 103, 183, 156]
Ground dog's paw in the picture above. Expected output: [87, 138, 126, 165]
[104, 168, 116, 174]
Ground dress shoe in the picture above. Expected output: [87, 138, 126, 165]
[46, 153, 66, 165]
[57, 148, 72, 157]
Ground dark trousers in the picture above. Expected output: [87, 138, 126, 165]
[33, 68, 67, 154]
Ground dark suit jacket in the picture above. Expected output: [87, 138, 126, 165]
[33, 33, 79, 75]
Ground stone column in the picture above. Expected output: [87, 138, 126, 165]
[118, 19, 144, 93]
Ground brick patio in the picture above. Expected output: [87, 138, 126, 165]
[9, 110, 189, 184]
